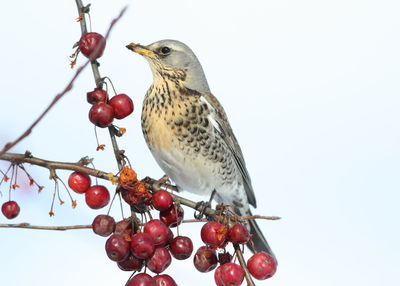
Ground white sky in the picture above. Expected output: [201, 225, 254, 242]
[1, 0, 400, 285]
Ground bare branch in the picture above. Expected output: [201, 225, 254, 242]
[0, 223, 91, 231]
[0, 152, 112, 180]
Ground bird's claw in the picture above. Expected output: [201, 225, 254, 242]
[194, 200, 211, 220]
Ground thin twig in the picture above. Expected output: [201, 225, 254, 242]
[0, 152, 112, 180]
[234, 244, 256, 286]
[0, 223, 91, 231]
[0, 62, 88, 156]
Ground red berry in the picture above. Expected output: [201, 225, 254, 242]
[79, 32, 106, 60]
[146, 246, 172, 274]
[109, 93, 134, 119]
[114, 219, 130, 234]
[169, 236, 193, 260]
[87, 88, 107, 104]
[85, 185, 110, 209]
[215, 263, 244, 286]
[159, 204, 184, 228]
[131, 232, 156, 259]
[152, 190, 173, 211]
[1, 201, 20, 219]
[247, 251, 277, 280]
[154, 274, 177, 286]
[201, 221, 228, 247]
[193, 246, 218, 273]
[88, 102, 114, 128]
[117, 254, 143, 271]
[143, 219, 171, 246]
[228, 224, 251, 244]
[105, 234, 130, 262]
[214, 265, 224, 286]
[126, 273, 156, 286]
[92, 214, 115, 237]
[68, 171, 91, 194]
[165, 227, 174, 246]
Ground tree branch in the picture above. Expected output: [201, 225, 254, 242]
[0, 223, 91, 231]
[0, 152, 112, 180]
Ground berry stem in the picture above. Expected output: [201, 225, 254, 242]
[233, 244, 255, 286]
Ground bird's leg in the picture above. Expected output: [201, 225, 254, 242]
[154, 174, 170, 189]
[194, 190, 217, 220]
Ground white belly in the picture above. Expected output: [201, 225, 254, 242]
[150, 146, 215, 195]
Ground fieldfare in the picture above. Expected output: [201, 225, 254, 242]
[127, 40, 275, 258]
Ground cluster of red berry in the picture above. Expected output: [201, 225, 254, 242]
[68, 171, 110, 209]
[92, 190, 189, 285]
[89, 184, 276, 285]
[75, 32, 134, 128]
[195, 221, 276, 285]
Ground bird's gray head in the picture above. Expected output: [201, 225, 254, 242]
[126, 39, 210, 93]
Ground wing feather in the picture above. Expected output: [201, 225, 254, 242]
[200, 93, 257, 207]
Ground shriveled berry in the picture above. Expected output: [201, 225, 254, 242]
[105, 234, 130, 262]
[126, 273, 156, 286]
[92, 214, 115, 237]
[109, 93, 134, 119]
[1, 201, 20, 219]
[218, 252, 232, 265]
[79, 32, 106, 59]
[201, 221, 228, 247]
[159, 204, 184, 228]
[87, 88, 107, 104]
[228, 224, 251, 244]
[89, 102, 114, 128]
[85, 185, 110, 209]
[215, 263, 244, 286]
[131, 232, 156, 259]
[68, 171, 91, 194]
[193, 246, 218, 273]
[152, 190, 173, 211]
[154, 274, 177, 286]
[169, 236, 193, 260]
[247, 251, 277, 280]
[117, 254, 143, 271]
[146, 246, 172, 274]
[143, 219, 171, 246]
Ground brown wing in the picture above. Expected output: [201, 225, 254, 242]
[201, 93, 257, 208]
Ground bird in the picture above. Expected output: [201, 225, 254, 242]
[126, 39, 275, 257]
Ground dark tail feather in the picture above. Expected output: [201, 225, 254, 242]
[247, 210, 276, 261]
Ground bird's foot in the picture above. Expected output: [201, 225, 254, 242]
[194, 200, 211, 220]
[194, 190, 217, 220]
[154, 174, 170, 189]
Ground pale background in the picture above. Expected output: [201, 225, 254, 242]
[1, 0, 399, 285]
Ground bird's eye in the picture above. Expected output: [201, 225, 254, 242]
[160, 46, 171, 55]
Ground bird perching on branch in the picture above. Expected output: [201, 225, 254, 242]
[127, 40, 275, 258]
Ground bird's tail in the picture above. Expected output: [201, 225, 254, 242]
[243, 209, 276, 261]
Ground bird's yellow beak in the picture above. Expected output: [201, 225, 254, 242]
[126, 43, 156, 57]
